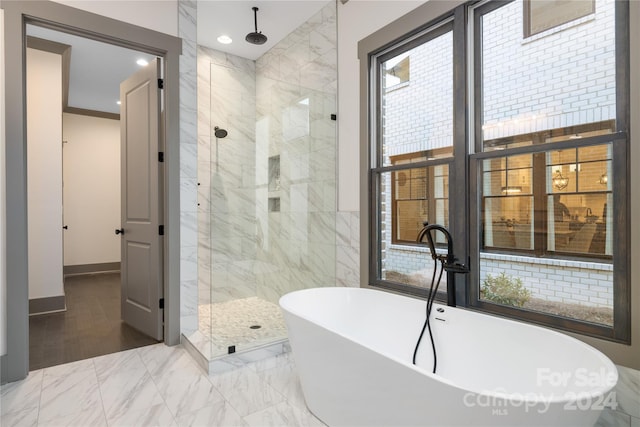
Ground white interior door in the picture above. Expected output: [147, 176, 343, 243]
[119, 57, 163, 340]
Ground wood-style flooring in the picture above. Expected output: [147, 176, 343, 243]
[29, 272, 159, 371]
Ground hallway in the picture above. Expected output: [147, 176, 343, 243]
[29, 272, 158, 370]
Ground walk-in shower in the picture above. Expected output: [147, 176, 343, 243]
[187, 1, 337, 366]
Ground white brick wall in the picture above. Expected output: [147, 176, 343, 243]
[387, 245, 613, 308]
[481, 0, 615, 139]
[383, 30, 453, 159]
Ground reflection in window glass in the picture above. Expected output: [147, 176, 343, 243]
[390, 165, 449, 244]
[384, 53, 410, 88]
[480, 142, 613, 325]
[481, 143, 612, 258]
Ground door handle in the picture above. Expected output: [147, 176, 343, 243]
[115, 228, 124, 235]
[63, 225, 68, 230]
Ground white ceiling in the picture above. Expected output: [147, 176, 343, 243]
[26, 24, 157, 115]
[197, 1, 329, 60]
[26, 1, 329, 116]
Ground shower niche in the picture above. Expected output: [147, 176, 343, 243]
[268, 155, 280, 192]
[188, 1, 337, 370]
[268, 155, 280, 212]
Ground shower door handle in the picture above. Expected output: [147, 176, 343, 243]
[115, 228, 124, 235]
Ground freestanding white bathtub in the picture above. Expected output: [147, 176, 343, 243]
[280, 287, 618, 427]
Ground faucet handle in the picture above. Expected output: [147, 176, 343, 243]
[444, 260, 470, 274]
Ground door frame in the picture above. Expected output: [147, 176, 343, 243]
[2, 0, 182, 383]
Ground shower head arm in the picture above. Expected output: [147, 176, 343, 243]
[253, 7, 260, 33]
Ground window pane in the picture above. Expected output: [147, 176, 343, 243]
[389, 166, 449, 244]
[483, 196, 533, 250]
[481, 0, 616, 149]
[381, 165, 450, 291]
[483, 154, 533, 197]
[396, 200, 427, 241]
[578, 160, 611, 192]
[382, 30, 453, 165]
[479, 143, 614, 326]
[548, 165, 576, 193]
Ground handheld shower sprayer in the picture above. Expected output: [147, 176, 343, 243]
[214, 126, 228, 139]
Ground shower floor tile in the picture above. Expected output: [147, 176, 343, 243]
[198, 297, 288, 356]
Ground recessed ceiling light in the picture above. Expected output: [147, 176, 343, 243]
[136, 59, 149, 66]
[217, 35, 233, 44]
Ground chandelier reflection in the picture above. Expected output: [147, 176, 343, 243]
[552, 170, 569, 190]
[599, 172, 608, 185]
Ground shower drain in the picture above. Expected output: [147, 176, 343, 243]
[249, 325, 262, 330]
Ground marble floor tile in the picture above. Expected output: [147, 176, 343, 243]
[616, 365, 640, 419]
[209, 367, 285, 417]
[175, 399, 247, 427]
[44, 358, 95, 377]
[158, 373, 225, 419]
[0, 407, 39, 427]
[259, 361, 307, 409]
[99, 368, 164, 422]
[38, 405, 108, 427]
[38, 364, 102, 424]
[596, 408, 632, 427]
[243, 400, 326, 427]
[92, 348, 145, 383]
[140, 344, 202, 380]
[107, 402, 176, 427]
[137, 341, 181, 373]
[0, 369, 43, 416]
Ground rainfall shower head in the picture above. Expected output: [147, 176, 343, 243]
[245, 7, 267, 45]
[214, 126, 228, 138]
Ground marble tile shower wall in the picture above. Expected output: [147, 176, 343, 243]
[179, 0, 199, 336]
[254, 2, 338, 304]
[196, 2, 339, 315]
[197, 46, 257, 305]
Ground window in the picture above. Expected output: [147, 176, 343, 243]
[368, 0, 629, 342]
[391, 152, 450, 244]
[472, 0, 627, 337]
[370, 19, 457, 296]
[481, 125, 614, 259]
[482, 154, 533, 251]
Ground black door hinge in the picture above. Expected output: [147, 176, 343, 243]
[158, 78, 164, 89]
[158, 152, 164, 162]
[159, 298, 165, 309]
[159, 225, 165, 236]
